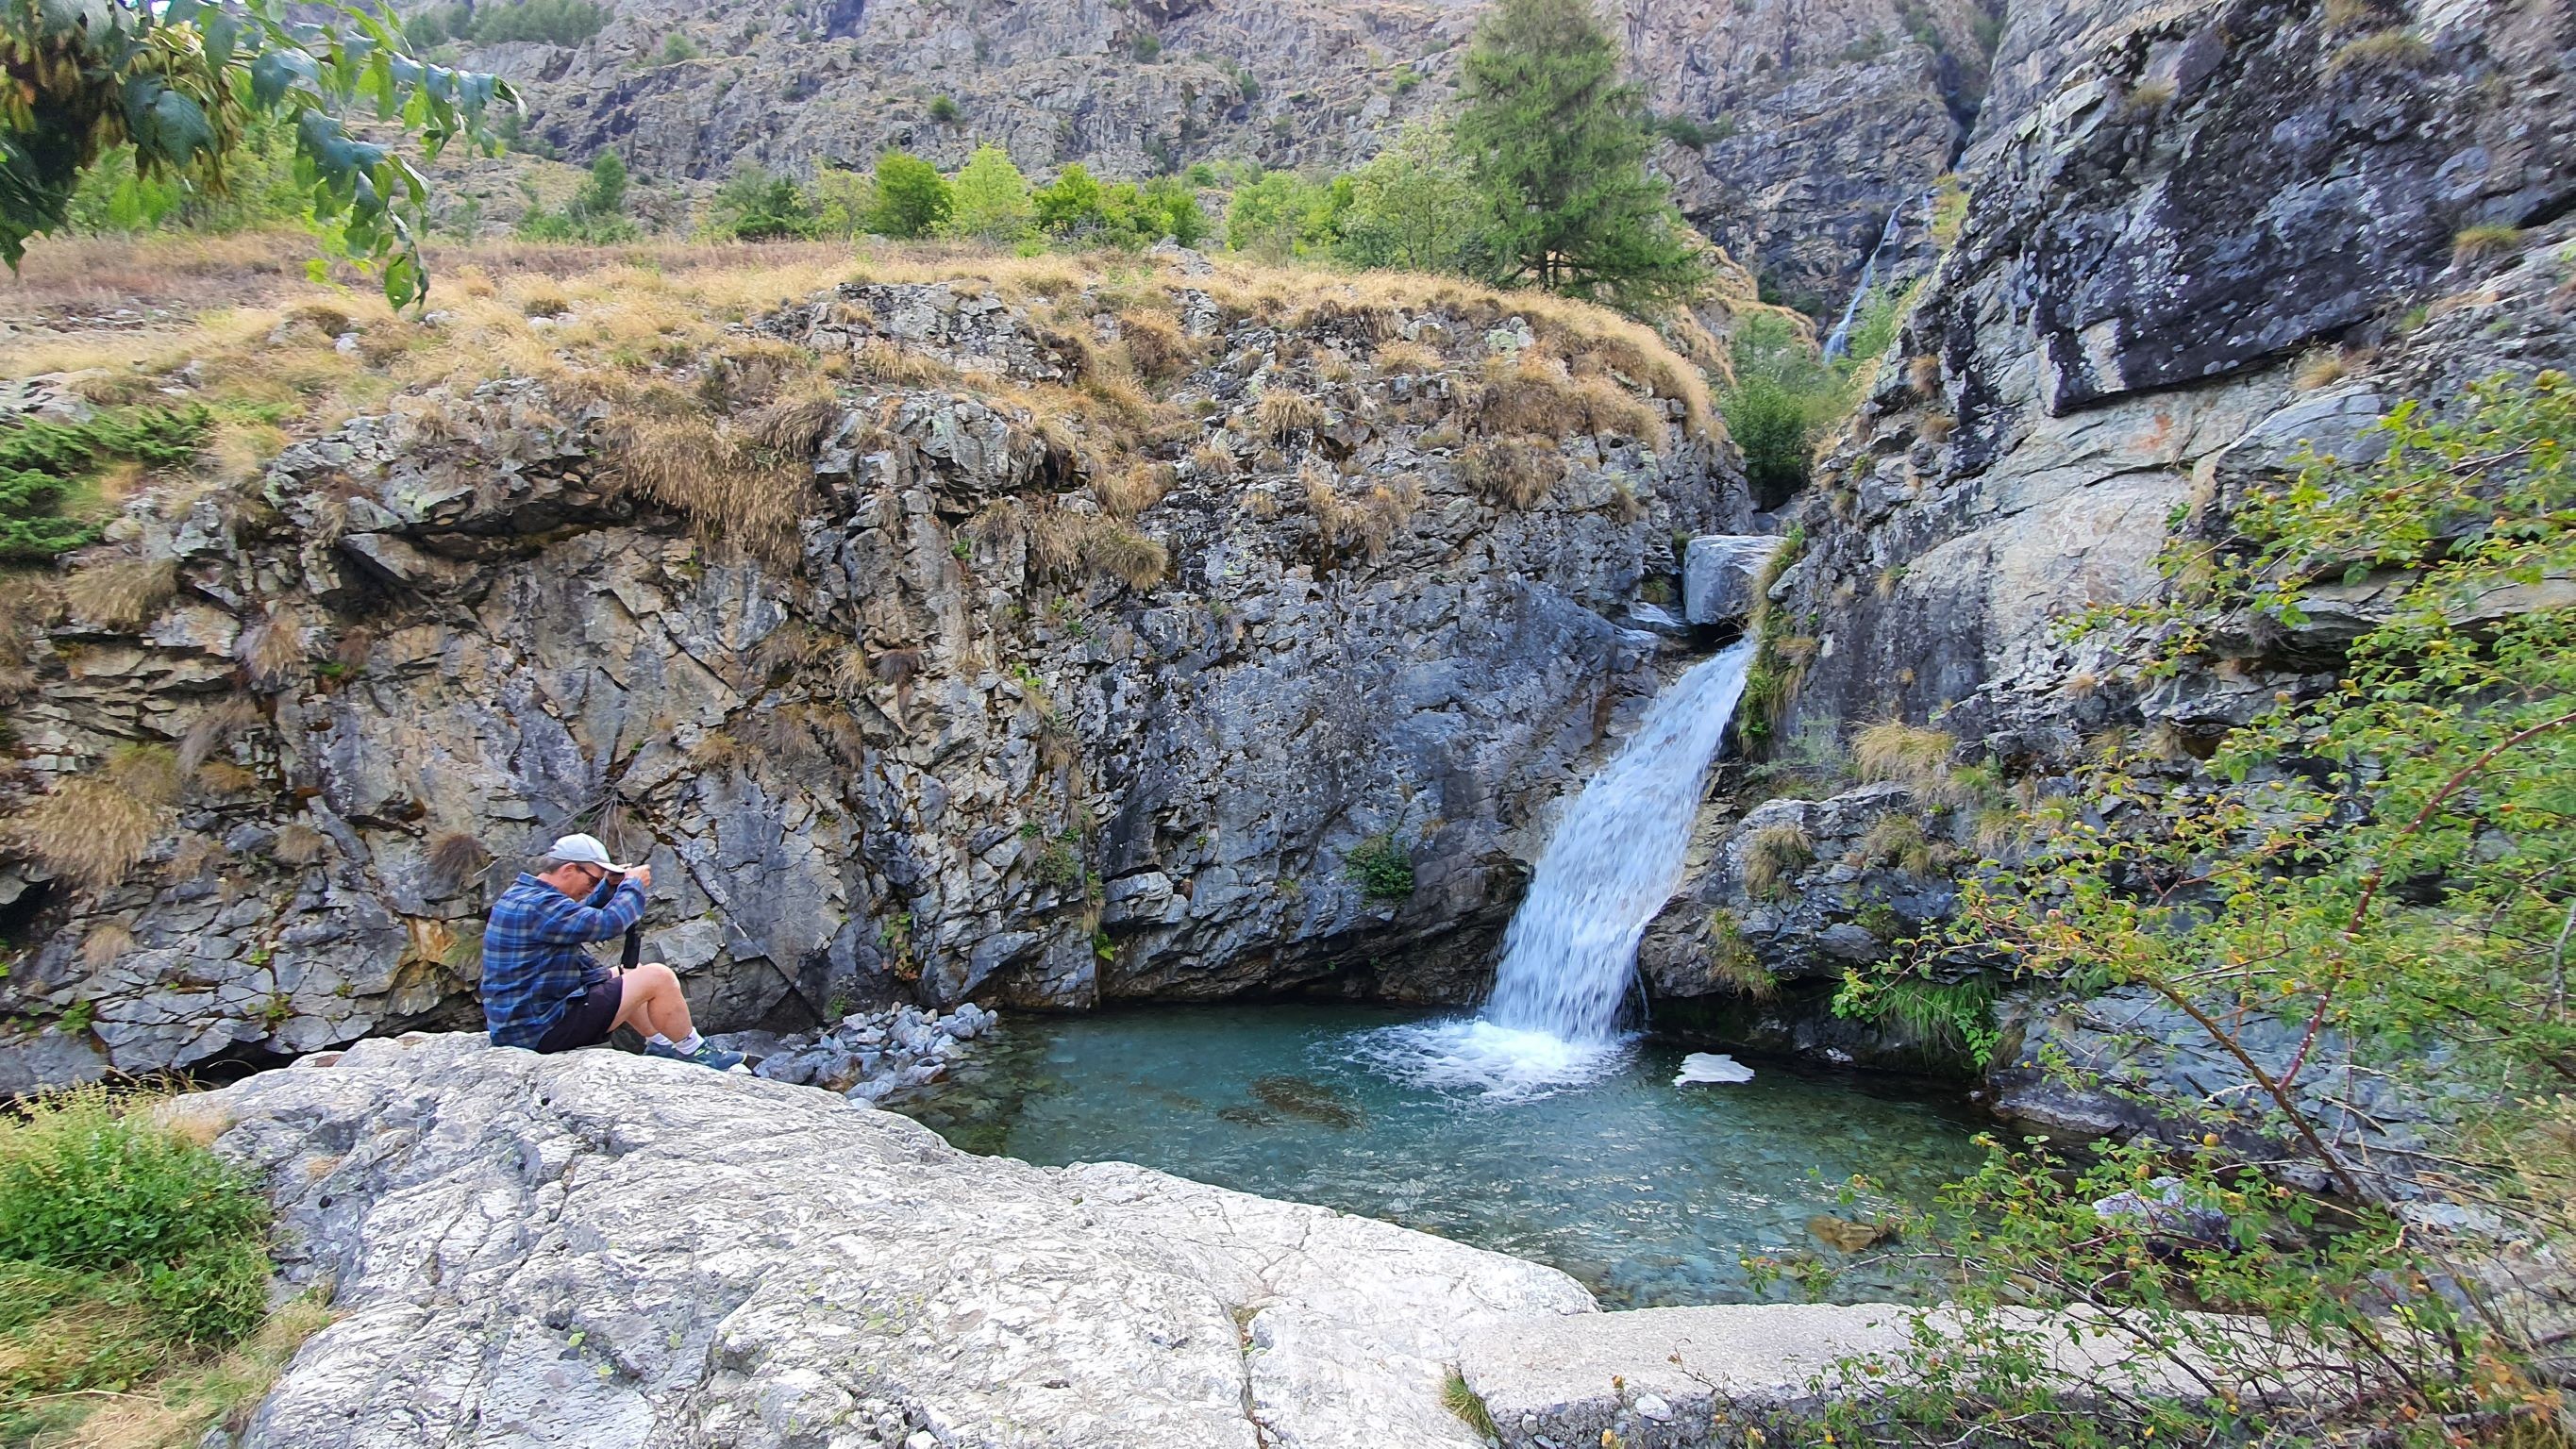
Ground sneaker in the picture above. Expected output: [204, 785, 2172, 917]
[646, 1040, 746, 1072]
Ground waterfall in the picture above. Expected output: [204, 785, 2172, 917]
[1351, 640, 1760, 1098]
[1821, 200, 1916, 362]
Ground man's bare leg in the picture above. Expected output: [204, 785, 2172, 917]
[610, 962, 696, 1042]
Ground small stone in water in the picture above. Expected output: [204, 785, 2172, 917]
[1673, 1052, 1753, 1085]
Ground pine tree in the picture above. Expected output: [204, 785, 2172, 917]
[1454, 0, 1708, 310]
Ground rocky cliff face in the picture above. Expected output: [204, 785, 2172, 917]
[1784, 0, 2574, 755]
[0, 253, 1747, 1087]
[487, 0, 1987, 304]
[1640, 0, 2576, 1154]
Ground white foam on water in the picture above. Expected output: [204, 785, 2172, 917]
[1353, 640, 1761, 1100]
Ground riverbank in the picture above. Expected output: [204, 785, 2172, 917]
[162, 1031, 2277, 1449]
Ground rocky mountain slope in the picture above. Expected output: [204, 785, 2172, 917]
[0, 251, 1745, 1088]
[480, 0, 1998, 305]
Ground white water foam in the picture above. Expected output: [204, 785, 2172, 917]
[1353, 640, 1761, 1099]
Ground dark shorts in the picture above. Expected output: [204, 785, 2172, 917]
[534, 977, 624, 1054]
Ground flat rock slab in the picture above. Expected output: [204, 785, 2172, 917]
[176, 1033, 1594, 1449]
[1460, 1302, 1916, 1448]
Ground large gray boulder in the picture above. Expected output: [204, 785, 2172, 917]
[175, 1034, 1597, 1448]
[1681, 534, 1783, 625]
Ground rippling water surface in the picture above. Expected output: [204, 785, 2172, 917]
[892, 1003, 1987, 1308]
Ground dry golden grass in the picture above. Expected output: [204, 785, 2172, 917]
[273, 822, 328, 865]
[1466, 351, 1665, 442]
[2294, 350, 2350, 391]
[1116, 309, 1199, 381]
[63, 558, 177, 629]
[1188, 440, 1238, 480]
[745, 388, 846, 458]
[849, 336, 956, 387]
[2, 236, 1728, 599]
[426, 830, 493, 893]
[8, 774, 160, 892]
[80, 918, 137, 969]
[1079, 519, 1170, 589]
[1027, 503, 1089, 572]
[1854, 721, 1958, 791]
[106, 742, 183, 808]
[1099, 463, 1173, 521]
[1918, 412, 1957, 444]
[609, 412, 811, 560]
[2452, 224, 2523, 268]
[1906, 354, 1942, 396]
[1256, 389, 1327, 441]
[1457, 437, 1566, 509]
[1743, 823, 1815, 899]
[178, 693, 262, 774]
[1373, 339, 1442, 375]
[1858, 812, 1935, 874]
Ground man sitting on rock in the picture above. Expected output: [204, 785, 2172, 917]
[482, 833, 743, 1071]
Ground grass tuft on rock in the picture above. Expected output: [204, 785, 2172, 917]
[1743, 822, 1815, 899]
[1439, 1371, 1497, 1437]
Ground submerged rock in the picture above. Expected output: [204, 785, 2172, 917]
[1673, 1052, 1755, 1085]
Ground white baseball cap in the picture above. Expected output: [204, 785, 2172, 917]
[547, 833, 640, 874]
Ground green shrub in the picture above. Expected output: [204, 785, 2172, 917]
[928, 93, 962, 124]
[710, 166, 821, 241]
[0, 1092, 265, 1274]
[0, 407, 210, 560]
[517, 148, 641, 242]
[658, 31, 700, 63]
[1034, 839, 1083, 891]
[1345, 832, 1414, 901]
[869, 150, 953, 239]
[0, 1088, 276, 1431]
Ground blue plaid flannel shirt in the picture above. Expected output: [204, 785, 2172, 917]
[481, 873, 646, 1048]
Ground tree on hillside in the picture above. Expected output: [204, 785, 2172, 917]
[944, 144, 1034, 243]
[1336, 122, 1484, 275]
[1454, 0, 1707, 310]
[709, 165, 816, 241]
[869, 150, 951, 238]
[1223, 171, 1347, 261]
[0, 0, 514, 306]
[520, 146, 636, 242]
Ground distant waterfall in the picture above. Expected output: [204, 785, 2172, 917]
[1821, 198, 1920, 362]
[1351, 641, 1760, 1097]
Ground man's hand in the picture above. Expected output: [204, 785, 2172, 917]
[625, 862, 653, 891]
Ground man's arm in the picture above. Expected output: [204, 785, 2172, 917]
[529, 877, 647, 944]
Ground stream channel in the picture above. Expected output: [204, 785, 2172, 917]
[895, 639, 1987, 1309]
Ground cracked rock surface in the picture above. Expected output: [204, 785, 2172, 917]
[176, 1032, 1594, 1448]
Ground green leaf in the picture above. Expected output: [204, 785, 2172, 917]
[249, 48, 319, 109]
